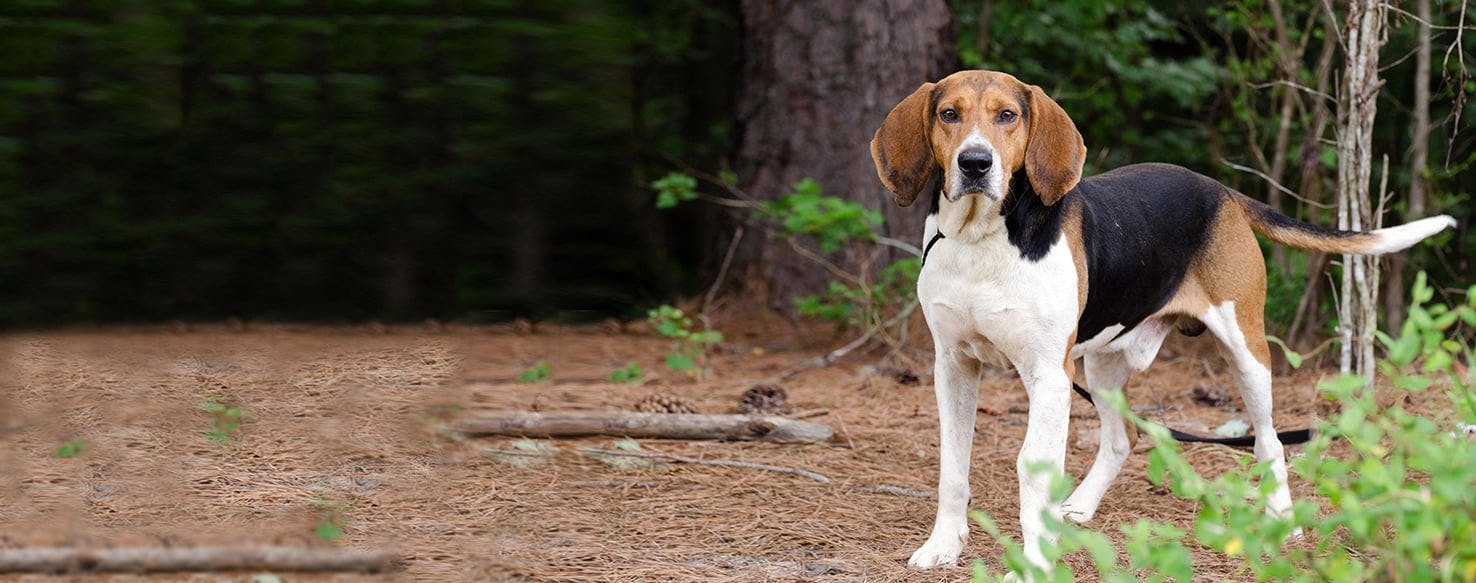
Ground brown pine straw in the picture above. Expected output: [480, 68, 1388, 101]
[0, 322, 1402, 581]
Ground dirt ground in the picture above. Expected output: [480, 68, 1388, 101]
[0, 314, 1345, 582]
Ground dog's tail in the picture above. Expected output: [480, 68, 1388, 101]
[1233, 192, 1456, 254]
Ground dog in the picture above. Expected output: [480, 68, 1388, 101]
[868, 70, 1456, 572]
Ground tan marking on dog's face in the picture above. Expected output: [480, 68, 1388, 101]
[928, 71, 1031, 201]
[871, 70, 1086, 207]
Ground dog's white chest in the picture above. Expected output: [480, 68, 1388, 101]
[918, 232, 1079, 361]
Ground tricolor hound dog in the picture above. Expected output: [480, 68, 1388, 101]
[869, 70, 1456, 572]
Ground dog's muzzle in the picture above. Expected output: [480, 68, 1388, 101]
[952, 149, 994, 200]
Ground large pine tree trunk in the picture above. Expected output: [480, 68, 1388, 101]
[729, 0, 954, 308]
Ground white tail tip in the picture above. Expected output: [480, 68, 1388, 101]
[1367, 215, 1457, 254]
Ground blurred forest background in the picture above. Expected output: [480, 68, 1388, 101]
[1, 0, 1471, 351]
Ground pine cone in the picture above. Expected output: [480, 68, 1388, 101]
[634, 393, 698, 414]
[738, 384, 794, 415]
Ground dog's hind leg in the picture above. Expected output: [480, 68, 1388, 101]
[909, 344, 982, 568]
[1199, 301, 1294, 520]
[1061, 351, 1132, 524]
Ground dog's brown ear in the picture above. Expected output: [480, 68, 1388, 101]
[870, 83, 936, 207]
[1024, 84, 1086, 206]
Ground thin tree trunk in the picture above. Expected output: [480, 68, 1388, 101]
[732, 0, 953, 308]
[1286, 8, 1340, 351]
[976, 0, 994, 63]
[1384, 0, 1433, 331]
[1334, 0, 1387, 379]
[1265, 0, 1303, 273]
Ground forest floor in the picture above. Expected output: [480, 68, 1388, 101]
[0, 312, 1375, 582]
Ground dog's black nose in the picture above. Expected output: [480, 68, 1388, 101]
[958, 150, 993, 179]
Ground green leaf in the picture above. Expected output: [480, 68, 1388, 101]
[651, 172, 698, 208]
[516, 362, 550, 383]
[665, 352, 696, 371]
[54, 438, 85, 458]
[315, 520, 344, 541]
[1266, 335, 1302, 369]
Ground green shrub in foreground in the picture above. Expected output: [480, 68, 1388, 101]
[973, 272, 1476, 582]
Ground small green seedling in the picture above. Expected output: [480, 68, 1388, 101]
[201, 399, 245, 444]
[647, 305, 723, 377]
[54, 438, 85, 458]
[608, 362, 643, 384]
[517, 361, 550, 383]
[314, 498, 348, 541]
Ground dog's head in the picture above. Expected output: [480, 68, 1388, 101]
[870, 70, 1086, 208]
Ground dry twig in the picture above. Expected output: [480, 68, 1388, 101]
[453, 412, 834, 444]
[0, 546, 398, 574]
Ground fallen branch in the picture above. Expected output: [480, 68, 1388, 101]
[576, 447, 934, 498]
[577, 447, 832, 483]
[454, 412, 834, 444]
[776, 299, 919, 381]
[0, 546, 397, 574]
[857, 484, 936, 499]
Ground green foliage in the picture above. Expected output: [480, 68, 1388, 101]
[314, 498, 348, 541]
[652, 172, 699, 208]
[201, 399, 245, 445]
[797, 258, 921, 330]
[1265, 334, 1303, 369]
[608, 362, 644, 384]
[517, 361, 551, 383]
[973, 273, 1476, 582]
[648, 305, 723, 377]
[53, 438, 85, 458]
[762, 179, 883, 252]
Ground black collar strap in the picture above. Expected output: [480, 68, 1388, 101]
[922, 230, 945, 266]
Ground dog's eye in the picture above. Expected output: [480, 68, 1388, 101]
[997, 109, 1017, 123]
[939, 109, 959, 123]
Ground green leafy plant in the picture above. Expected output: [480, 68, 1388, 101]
[201, 399, 245, 444]
[314, 498, 349, 541]
[762, 178, 883, 252]
[54, 438, 85, 458]
[648, 305, 723, 377]
[652, 172, 699, 208]
[972, 271, 1476, 582]
[651, 171, 920, 356]
[517, 361, 551, 383]
[608, 362, 643, 384]
[797, 258, 921, 331]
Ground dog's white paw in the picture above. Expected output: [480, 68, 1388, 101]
[1060, 498, 1097, 524]
[908, 529, 967, 569]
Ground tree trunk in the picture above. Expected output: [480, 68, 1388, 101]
[1384, 0, 1432, 331]
[1286, 7, 1340, 351]
[731, 0, 954, 308]
[1334, 0, 1387, 379]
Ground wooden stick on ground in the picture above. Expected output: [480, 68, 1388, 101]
[454, 412, 834, 444]
[577, 447, 833, 483]
[575, 447, 935, 498]
[0, 546, 398, 574]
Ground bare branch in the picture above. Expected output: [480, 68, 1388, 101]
[1220, 158, 1335, 208]
[702, 227, 745, 313]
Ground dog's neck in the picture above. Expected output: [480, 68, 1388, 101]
[932, 170, 1069, 261]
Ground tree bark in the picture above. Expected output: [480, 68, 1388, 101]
[1334, 0, 1388, 379]
[731, 0, 954, 307]
[1384, 0, 1433, 331]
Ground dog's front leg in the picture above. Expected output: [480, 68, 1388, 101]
[909, 345, 981, 568]
[1015, 357, 1073, 574]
